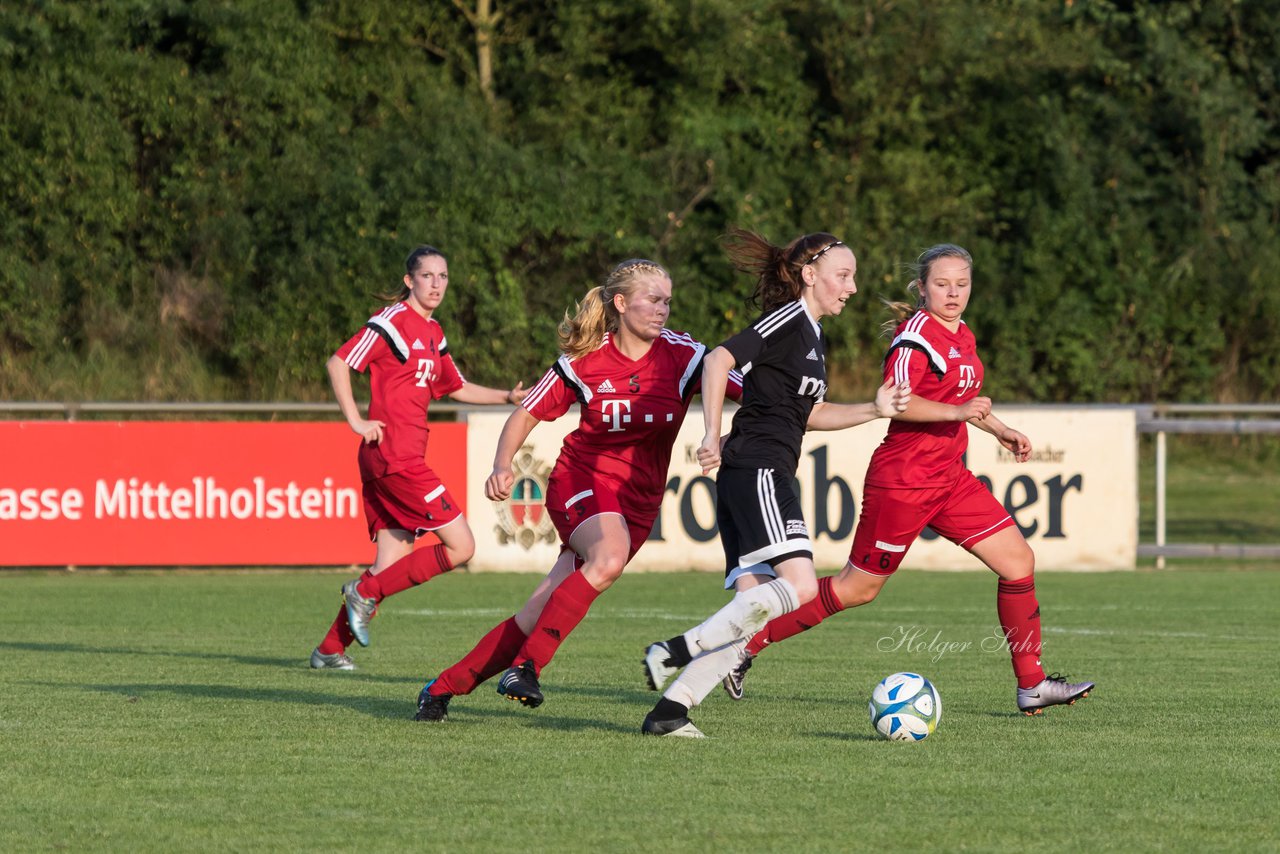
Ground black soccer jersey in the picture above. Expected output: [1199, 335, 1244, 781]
[720, 300, 827, 475]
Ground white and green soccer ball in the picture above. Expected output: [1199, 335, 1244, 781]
[869, 672, 941, 742]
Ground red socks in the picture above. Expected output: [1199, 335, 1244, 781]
[316, 605, 356, 655]
[432, 617, 528, 696]
[358, 543, 453, 601]
[514, 570, 601, 674]
[317, 544, 453, 654]
[745, 575, 844, 656]
[997, 576, 1046, 689]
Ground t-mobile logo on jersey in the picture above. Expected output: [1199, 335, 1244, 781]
[600, 399, 633, 432]
[414, 359, 435, 388]
[797, 376, 828, 399]
[956, 364, 980, 396]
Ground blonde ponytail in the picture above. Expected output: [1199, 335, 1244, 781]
[559, 286, 611, 359]
[558, 259, 669, 359]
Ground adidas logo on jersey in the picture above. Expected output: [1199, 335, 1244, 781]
[596, 378, 617, 394]
[806, 348, 819, 361]
[412, 338, 426, 350]
[948, 346, 961, 359]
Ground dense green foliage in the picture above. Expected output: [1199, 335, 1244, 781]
[2, 568, 1277, 850]
[2, 1, 1276, 402]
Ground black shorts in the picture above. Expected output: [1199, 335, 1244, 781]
[716, 466, 813, 589]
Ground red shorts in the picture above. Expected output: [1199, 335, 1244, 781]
[848, 471, 1015, 576]
[361, 461, 462, 541]
[545, 471, 657, 564]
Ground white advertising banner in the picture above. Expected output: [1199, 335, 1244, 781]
[462, 407, 1136, 573]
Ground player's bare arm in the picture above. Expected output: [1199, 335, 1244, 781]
[485, 407, 540, 501]
[327, 354, 384, 444]
[697, 346, 735, 474]
[806, 380, 911, 431]
[891, 394, 991, 424]
[450, 381, 528, 406]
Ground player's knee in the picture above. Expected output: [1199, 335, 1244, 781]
[447, 538, 476, 567]
[833, 571, 884, 607]
[788, 575, 819, 606]
[582, 554, 627, 588]
[1002, 545, 1035, 581]
[843, 584, 882, 607]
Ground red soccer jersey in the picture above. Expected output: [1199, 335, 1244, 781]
[334, 302, 466, 480]
[522, 329, 741, 510]
[865, 310, 984, 488]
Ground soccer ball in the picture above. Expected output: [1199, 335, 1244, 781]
[869, 672, 941, 742]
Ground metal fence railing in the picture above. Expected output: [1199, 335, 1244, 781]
[1135, 404, 1280, 567]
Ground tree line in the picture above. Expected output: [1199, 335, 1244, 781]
[2, 0, 1276, 404]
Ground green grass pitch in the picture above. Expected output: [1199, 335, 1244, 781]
[2, 567, 1277, 852]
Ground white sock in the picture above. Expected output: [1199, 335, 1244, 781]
[663, 640, 747, 710]
[683, 578, 798, 655]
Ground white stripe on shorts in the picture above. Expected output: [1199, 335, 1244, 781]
[423, 485, 446, 504]
[874, 540, 907, 553]
[956, 516, 1012, 547]
[756, 469, 784, 545]
[739, 538, 814, 568]
[565, 488, 594, 508]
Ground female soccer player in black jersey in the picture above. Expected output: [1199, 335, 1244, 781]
[640, 229, 909, 737]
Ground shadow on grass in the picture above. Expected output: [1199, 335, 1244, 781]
[24, 678, 647, 733]
[809, 730, 883, 742]
[26, 680, 411, 720]
[0, 640, 412, 684]
[434, 702, 639, 735]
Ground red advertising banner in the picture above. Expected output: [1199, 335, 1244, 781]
[0, 422, 466, 567]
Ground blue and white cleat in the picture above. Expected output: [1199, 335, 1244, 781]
[414, 679, 452, 722]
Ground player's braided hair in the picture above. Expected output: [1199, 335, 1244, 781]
[559, 258, 669, 359]
[881, 243, 973, 336]
[383, 245, 446, 302]
[722, 227, 846, 313]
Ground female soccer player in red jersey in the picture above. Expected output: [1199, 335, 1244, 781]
[722, 243, 1095, 715]
[308, 245, 528, 670]
[413, 258, 750, 720]
[640, 229, 911, 738]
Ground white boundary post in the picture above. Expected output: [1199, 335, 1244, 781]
[1155, 429, 1167, 570]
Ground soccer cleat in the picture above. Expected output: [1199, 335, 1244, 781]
[641, 714, 706, 738]
[342, 579, 378, 647]
[722, 650, 755, 701]
[496, 660, 544, 708]
[414, 679, 451, 722]
[643, 641, 679, 692]
[309, 647, 356, 670]
[1017, 673, 1095, 715]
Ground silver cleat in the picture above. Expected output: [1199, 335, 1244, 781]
[310, 647, 356, 670]
[1017, 673, 1095, 715]
[342, 580, 378, 647]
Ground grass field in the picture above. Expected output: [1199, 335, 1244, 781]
[3, 566, 1277, 852]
